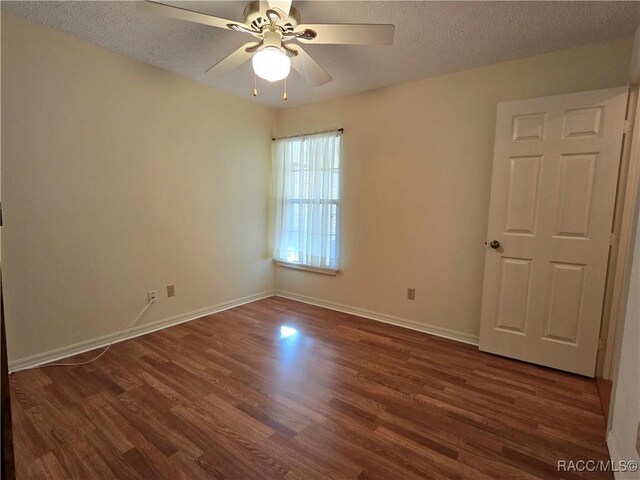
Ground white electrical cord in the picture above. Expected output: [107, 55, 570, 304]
[32, 299, 155, 369]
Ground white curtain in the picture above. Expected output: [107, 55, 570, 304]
[274, 131, 341, 270]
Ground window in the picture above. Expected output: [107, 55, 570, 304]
[273, 131, 341, 272]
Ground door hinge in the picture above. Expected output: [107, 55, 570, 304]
[598, 337, 606, 351]
[610, 232, 617, 247]
[623, 119, 632, 135]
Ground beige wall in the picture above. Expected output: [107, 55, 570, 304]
[1, 14, 275, 363]
[631, 24, 640, 84]
[274, 37, 633, 341]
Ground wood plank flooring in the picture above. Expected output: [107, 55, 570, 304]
[10, 297, 612, 479]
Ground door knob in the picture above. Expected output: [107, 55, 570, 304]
[489, 240, 501, 249]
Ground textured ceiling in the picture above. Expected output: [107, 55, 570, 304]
[3, 1, 640, 108]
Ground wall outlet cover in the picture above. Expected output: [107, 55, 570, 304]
[148, 290, 158, 303]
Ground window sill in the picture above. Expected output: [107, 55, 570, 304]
[273, 260, 340, 276]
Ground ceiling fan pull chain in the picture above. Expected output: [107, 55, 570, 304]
[253, 73, 258, 97]
[283, 76, 288, 101]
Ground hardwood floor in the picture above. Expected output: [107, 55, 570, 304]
[10, 297, 611, 479]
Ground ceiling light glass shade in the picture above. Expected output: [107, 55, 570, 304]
[252, 46, 291, 82]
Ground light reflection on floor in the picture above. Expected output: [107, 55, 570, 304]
[275, 324, 319, 384]
[279, 325, 298, 338]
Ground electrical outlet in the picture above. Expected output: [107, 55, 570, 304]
[407, 288, 415, 300]
[148, 290, 158, 303]
[167, 284, 175, 297]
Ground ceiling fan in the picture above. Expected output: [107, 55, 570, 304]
[137, 0, 395, 93]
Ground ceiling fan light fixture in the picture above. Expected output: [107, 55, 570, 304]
[252, 46, 291, 82]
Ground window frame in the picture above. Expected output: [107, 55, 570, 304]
[272, 131, 342, 275]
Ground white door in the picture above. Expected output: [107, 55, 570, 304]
[479, 87, 628, 376]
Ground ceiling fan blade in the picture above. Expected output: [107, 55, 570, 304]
[259, 0, 291, 19]
[205, 42, 259, 76]
[137, 1, 248, 32]
[283, 29, 316, 41]
[245, 41, 264, 54]
[268, 0, 292, 17]
[289, 45, 332, 86]
[295, 24, 395, 45]
[259, 1, 271, 17]
[228, 23, 262, 38]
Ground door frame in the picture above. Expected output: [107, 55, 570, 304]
[597, 85, 640, 380]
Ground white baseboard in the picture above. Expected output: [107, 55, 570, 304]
[10, 289, 478, 373]
[8, 290, 275, 373]
[607, 432, 620, 479]
[274, 290, 479, 346]
[606, 431, 633, 480]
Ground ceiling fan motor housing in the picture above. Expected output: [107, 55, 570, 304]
[243, 1, 300, 33]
